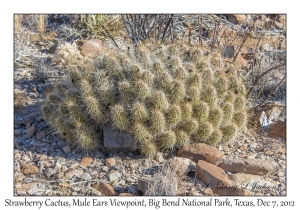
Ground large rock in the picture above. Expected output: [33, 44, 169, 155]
[196, 160, 230, 187]
[177, 143, 223, 166]
[80, 39, 104, 57]
[269, 120, 286, 139]
[229, 173, 278, 191]
[103, 126, 136, 152]
[220, 158, 279, 175]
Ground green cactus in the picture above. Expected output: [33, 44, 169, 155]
[42, 41, 248, 157]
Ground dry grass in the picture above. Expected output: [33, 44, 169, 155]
[144, 164, 184, 196]
[14, 14, 23, 32]
[35, 14, 46, 34]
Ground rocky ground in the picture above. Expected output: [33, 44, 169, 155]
[13, 89, 286, 196]
[13, 14, 286, 196]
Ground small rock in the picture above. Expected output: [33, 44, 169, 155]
[155, 152, 164, 163]
[22, 164, 39, 175]
[168, 157, 196, 175]
[24, 125, 36, 138]
[101, 166, 109, 172]
[58, 183, 71, 190]
[262, 43, 274, 51]
[28, 92, 37, 99]
[119, 180, 126, 185]
[240, 143, 247, 151]
[196, 160, 230, 187]
[44, 168, 57, 178]
[65, 169, 83, 179]
[14, 129, 22, 137]
[80, 39, 104, 57]
[43, 161, 53, 168]
[15, 174, 25, 182]
[274, 148, 285, 155]
[63, 145, 71, 153]
[36, 130, 46, 140]
[225, 14, 248, 24]
[22, 111, 40, 125]
[119, 193, 132, 196]
[18, 182, 39, 194]
[265, 150, 273, 155]
[82, 172, 92, 181]
[80, 156, 93, 167]
[15, 183, 22, 188]
[266, 106, 282, 121]
[21, 155, 31, 163]
[204, 188, 214, 195]
[177, 143, 224, 166]
[224, 46, 235, 58]
[107, 171, 122, 182]
[105, 158, 116, 168]
[252, 110, 269, 128]
[91, 182, 116, 196]
[277, 171, 285, 177]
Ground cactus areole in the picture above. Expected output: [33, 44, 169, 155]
[42, 42, 248, 157]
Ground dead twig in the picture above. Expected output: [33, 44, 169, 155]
[256, 75, 286, 108]
[246, 63, 286, 97]
[95, 18, 119, 49]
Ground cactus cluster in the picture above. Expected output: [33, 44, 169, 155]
[42, 42, 248, 157]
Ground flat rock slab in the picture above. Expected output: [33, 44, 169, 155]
[196, 160, 230, 187]
[103, 126, 136, 153]
[220, 158, 279, 175]
[177, 143, 224, 166]
[229, 173, 279, 192]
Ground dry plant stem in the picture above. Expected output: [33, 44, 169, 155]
[246, 63, 286, 97]
[217, 24, 230, 47]
[198, 14, 203, 46]
[162, 14, 174, 43]
[250, 79, 268, 111]
[233, 17, 257, 62]
[256, 75, 286, 108]
[95, 18, 119, 49]
[211, 20, 220, 50]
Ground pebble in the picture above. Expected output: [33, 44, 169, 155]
[82, 172, 92, 181]
[107, 171, 122, 182]
[63, 145, 71, 153]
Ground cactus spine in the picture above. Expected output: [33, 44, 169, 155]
[42, 42, 248, 157]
